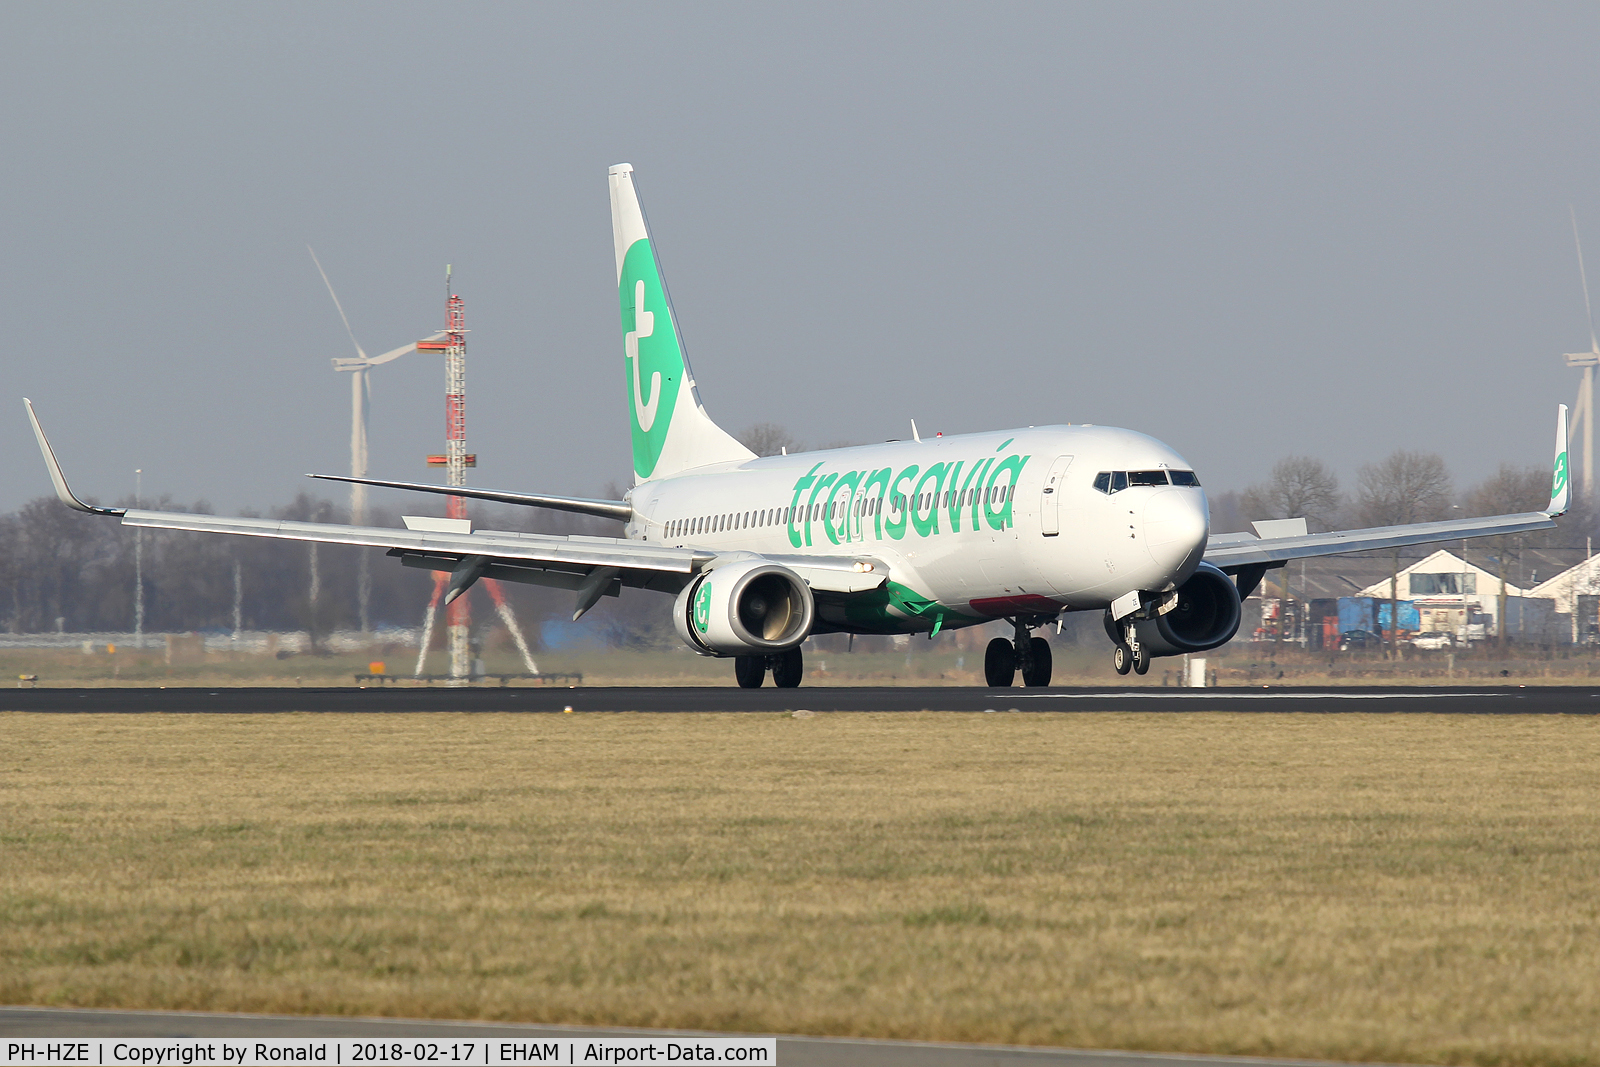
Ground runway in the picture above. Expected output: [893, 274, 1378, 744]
[0, 684, 1595, 714]
[0, 1008, 1365, 1067]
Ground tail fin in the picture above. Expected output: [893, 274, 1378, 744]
[610, 163, 754, 483]
[1549, 403, 1572, 516]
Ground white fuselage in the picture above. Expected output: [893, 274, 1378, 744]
[624, 424, 1210, 632]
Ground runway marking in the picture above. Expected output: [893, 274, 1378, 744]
[1010, 691, 1524, 700]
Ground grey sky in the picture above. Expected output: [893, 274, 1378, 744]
[4, 3, 1598, 516]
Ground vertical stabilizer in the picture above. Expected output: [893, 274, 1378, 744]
[610, 163, 754, 484]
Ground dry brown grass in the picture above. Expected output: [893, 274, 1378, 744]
[3, 711, 1600, 1064]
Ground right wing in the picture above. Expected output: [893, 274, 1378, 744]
[25, 399, 887, 619]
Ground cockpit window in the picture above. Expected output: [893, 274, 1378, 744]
[1095, 469, 1201, 494]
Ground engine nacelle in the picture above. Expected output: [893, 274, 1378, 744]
[673, 559, 815, 657]
[1125, 561, 1242, 658]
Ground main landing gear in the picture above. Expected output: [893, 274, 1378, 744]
[984, 617, 1054, 687]
[735, 647, 804, 688]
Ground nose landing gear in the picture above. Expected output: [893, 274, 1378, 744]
[1109, 617, 1151, 676]
[984, 616, 1057, 687]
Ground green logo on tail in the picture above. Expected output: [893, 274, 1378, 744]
[693, 581, 712, 633]
[620, 239, 684, 479]
[1554, 451, 1569, 500]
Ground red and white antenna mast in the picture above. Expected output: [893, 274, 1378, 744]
[417, 271, 472, 676]
[412, 268, 539, 681]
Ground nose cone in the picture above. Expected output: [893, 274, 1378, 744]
[1144, 488, 1208, 580]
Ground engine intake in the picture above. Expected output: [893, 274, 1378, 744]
[673, 559, 815, 657]
[1124, 562, 1242, 658]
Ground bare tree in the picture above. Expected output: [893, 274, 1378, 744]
[1466, 463, 1552, 527]
[737, 422, 803, 457]
[1357, 450, 1452, 657]
[1464, 463, 1559, 644]
[1206, 489, 1250, 535]
[1240, 456, 1342, 533]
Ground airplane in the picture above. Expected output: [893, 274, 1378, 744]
[24, 163, 1571, 689]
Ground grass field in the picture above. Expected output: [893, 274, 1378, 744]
[3, 711, 1600, 1064]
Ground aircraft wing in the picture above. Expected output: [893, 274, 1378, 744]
[1207, 402, 1571, 581]
[122, 508, 698, 574]
[24, 399, 888, 616]
[1204, 511, 1556, 571]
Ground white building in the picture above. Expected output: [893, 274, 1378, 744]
[1530, 555, 1600, 643]
[1353, 548, 1527, 639]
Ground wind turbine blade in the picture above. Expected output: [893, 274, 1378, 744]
[307, 245, 367, 361]
[1571, 207, 1598, 355]
[368, 332, 445, 367]
[366, 342, 415, 366]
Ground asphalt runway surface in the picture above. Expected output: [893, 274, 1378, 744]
[0, 1008, 1366, 1067]
[0, 685, 1595, 714]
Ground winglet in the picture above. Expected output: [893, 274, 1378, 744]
[1549, 403, 1572, 517]
[23, 399, 124, 516]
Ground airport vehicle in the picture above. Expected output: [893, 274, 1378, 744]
[1339, 629, 1384, 652]
[24, 164, 1573, 688]
[1411, 631, 1455, 651]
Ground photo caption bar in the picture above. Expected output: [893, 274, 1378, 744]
[1, 1040, 776, 1067]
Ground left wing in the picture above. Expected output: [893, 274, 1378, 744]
[1206, 404, 1570, 589]
[1205, 511, 1556, 570]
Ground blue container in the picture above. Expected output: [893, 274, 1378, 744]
[1337, 596, 1419, 634]
[1337, 597, 1375, 633]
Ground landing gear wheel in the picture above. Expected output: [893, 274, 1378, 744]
[1113, 643, 1133, 675]
[734, 655, 766, 688]
[771, 647, 804, 688]
[984, 637, 1016, 687]
[1022, 637, 1053, 687]
[1133, 647, 1151, 675]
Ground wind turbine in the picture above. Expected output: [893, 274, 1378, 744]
[1566, 209, 1599, 502]
[309, 247, 441, 632]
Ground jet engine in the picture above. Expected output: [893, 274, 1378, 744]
[1122, 561, 1242, 658]
[673, 559, 815, 657]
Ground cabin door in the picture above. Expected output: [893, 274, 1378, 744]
[1039, 455, 1074, 536]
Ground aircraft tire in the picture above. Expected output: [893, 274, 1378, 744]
[734, 655, 766, 688]
[1113, 643, 1133, 675]
[1133, 647, 1151, 675]
[1022, 637, 1052, 687]
[771, 647, 804, 688]
[984, 637, 1016, 687]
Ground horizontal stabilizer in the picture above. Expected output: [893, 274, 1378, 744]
[309, 473, 632, 522]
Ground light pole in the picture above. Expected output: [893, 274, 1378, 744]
[134, 469, 143, 649]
